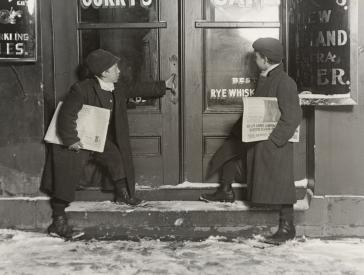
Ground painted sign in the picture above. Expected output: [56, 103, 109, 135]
[80, 0, 153, 9]
[0, 0, 36, 61]
[211, 0, 280, 8]
[208, 76, 256, 106]
[289, 0, 350, 94]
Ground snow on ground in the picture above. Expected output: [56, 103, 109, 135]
[139, 179, 308, 190]
[0, 230, 364, 275]
[67, 199, 309, 213]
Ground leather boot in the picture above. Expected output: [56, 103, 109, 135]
[264, 205, 296, 245]
[47, 214, 84, 240]
[199, 184, 235, 203]
[114, 183, 143, 206]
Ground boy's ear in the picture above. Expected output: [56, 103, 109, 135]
[264, 56, 270, 65]
[100, 70, 108, 78]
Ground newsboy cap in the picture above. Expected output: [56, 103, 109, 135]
[252, 37, 284, 63]
[85, 49, 120, 75]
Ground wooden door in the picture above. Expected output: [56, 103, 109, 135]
[51, 0, 180, 188]
[183, 0, 308, 184]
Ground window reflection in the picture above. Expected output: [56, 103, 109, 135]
[80, 28, 159, 107]
[205, 28, 279, 109]
[27, 0, 35, 15]
[205, 0, 280, 22]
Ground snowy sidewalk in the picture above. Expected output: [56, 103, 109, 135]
[0, 230, 364, 274]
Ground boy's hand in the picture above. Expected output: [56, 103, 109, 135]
[68, 141, 83, 152]
[165, 73, 176, 95]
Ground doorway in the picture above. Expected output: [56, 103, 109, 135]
[182, 0, 308, 185]
[51, 0, 180, 188]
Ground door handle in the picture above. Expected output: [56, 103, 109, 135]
[168, 54, 178, 104]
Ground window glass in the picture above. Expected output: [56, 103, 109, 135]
[79, 0, 158, 23]
[80, 29, 160, 108]
[205, 28, 279, 109]
[204, 0, 280, 22]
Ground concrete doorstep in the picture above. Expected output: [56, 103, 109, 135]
[67, 198, 310, 241]
[0, 193, 310, 240]
[2, 190, 364, 239]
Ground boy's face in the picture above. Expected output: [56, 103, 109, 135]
[102, 63, 120, 83]
[255, 52, 269, 71]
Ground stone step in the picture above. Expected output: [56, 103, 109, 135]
[67, 197, 310, 241]
[75, 182, 308, 202]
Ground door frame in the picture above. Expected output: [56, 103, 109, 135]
[50, 0, 180, 187]
[181, 0, 204, 182]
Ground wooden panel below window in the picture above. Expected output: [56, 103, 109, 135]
[203, 136, 227, 155]
[130, 137, 161, 156]
[128, 114, 162, 136]
[203, 113, 241, 135]
[133, 156, 163, 186]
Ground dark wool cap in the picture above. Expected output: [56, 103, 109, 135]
[85, 49, 120, 75]
[252, 37, 284, 63]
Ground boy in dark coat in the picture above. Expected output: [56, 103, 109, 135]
[200, 38, 302, 244]
[41, 49, 175, 239]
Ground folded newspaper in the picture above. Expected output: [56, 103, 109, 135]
[242, 97, 300, 143]
[44, 102, 110, 152]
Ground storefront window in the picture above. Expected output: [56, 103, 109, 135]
[203, 0, 357, 106]
[288, 0, 352, 103]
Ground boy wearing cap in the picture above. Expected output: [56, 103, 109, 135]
[41, 49, 175, 239]
[201, 38, 302, 244]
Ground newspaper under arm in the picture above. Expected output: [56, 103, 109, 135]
[242, 97, 300, 143]
[44, 102, 110, 153]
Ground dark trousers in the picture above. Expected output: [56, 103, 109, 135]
[92, 139, 125, 181]
[219, 155, 246, 186]
[249, 203, 294, 222]
[51, 139, 125, 214]
[280, 204, 294, 222]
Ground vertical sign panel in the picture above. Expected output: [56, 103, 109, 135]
[0, 0, 36, 61]
[289, 0, 350, 95]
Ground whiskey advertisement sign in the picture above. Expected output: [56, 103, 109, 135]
[289, 0, 350, 95]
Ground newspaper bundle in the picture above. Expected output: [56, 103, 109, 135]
[44, 102, 110, 152]
[242, 97, 300, 143]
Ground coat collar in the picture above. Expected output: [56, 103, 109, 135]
[91, 78, 118, 108]
[266, 63, 284, 77]
[255, 63, 284, 97]
[96, 76, 115, 92]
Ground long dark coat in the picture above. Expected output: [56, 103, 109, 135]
[246, 64, 302, 205]
[40, 78, 166, 202]
[207, 64, 302, 205]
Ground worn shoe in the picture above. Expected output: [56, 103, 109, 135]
[263, 219, 296, 245]
[114, 187, 143, 206]
[47, 215, 84, 240]
[199, 188, 235, 203]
